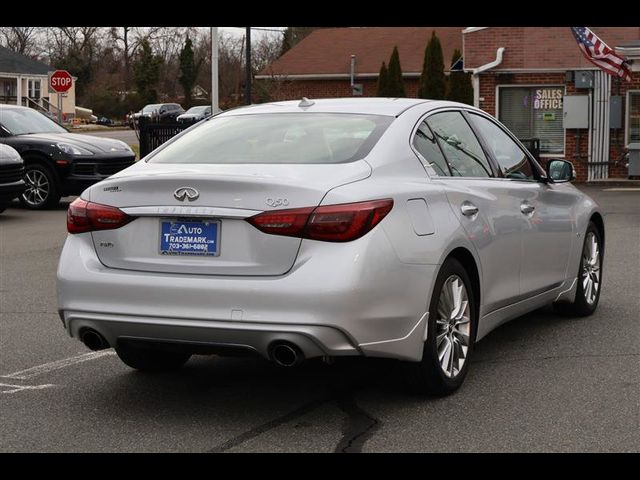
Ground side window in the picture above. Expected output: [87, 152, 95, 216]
[412, 121, 451, 176]
[426, 111, 493, 178]
[469, 113, 536, 181]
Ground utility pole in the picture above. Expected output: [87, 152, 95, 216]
[245, 26, 252, 105]
[211, 27, 219, 113]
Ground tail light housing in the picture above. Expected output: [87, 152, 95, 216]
[246, 199, 393, 242]
[67, 198, 134, 234]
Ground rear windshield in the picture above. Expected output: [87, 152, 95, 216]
[147, 113, 393, 164]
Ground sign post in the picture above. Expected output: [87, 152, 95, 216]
[48, 70, 73, 123]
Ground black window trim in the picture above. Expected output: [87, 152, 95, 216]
[410, 119, 453, 177]
[411, 107, 499, 179]
[461, 108, 547, 182]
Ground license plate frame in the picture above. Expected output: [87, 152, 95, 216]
[159, 218, 221, 257]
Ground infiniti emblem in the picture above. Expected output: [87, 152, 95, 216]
[174, 186, 200, 202]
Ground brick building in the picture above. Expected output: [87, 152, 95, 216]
[257, 27, 640, 182]
[255, 27, 463, 99]
[463, 27, 640, 182]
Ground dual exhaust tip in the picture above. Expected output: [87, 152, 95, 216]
[269, 342, 304, 367]
[80, 330, 304, 367]
[80, 328, 109, 351]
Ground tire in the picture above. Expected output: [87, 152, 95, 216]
[0, 202, 7, 214]
[403, 258, 477, 396]
[115, 342, 191, 372]
[554, 221, 603, 317]
[19, 163, 61, 210]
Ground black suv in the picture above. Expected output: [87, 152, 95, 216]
[130, 103, 185, 128]
[0, 144, 25, 213]
[0, 105, 136, 209]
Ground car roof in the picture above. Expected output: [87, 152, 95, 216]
[0, 104, 31, 111]
[220, 97, 471, 117]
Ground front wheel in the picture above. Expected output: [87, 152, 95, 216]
[403, 258, 477, 396]
[20, 164, 61, 209]
[554, 222, 603, 316]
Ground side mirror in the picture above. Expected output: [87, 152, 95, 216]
[546, 159, 576, 183]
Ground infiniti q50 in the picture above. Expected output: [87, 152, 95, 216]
[56, 98, 604, 395]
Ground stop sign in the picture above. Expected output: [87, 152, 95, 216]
[49, 70, 73, 93]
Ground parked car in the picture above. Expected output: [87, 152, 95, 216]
[0, 105, 136, 209]
[96, 117, 115, 126]
[127, 104, 185, 128]
[0, 144, 26, 213]
[57, 98, 604, 395]
[177, 105, 213, 124]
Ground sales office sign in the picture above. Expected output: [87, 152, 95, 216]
[533, 88, 563, 110]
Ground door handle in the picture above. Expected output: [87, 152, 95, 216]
[520, 202, 535, 215]
[460, 202, 479, 217]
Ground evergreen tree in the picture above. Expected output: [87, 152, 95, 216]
[133, 40, 162, 105]
[179, 36, 200, 108]
[386, 46, 406, 97]
[376, 62, 389, 97]
[446, 49, 474, 105]
[418, 31, 446, 100]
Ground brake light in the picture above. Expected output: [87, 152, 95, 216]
[67, 198, 134, 234]
[246, 199, 393, 242]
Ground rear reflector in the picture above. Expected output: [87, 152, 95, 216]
[246, 199, 393, 242]
[67, 198, 134, 234]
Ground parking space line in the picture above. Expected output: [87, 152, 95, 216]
[2, 351, 116, 380]
[0, 383, 56, 394]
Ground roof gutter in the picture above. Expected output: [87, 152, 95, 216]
[470, 47, 505, 75]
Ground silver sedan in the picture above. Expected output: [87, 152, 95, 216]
[57, 98, 604, 395]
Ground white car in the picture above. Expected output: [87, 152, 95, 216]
[57, 98, 604, 395]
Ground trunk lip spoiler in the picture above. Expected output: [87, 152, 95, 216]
[119, 205, 261, 219]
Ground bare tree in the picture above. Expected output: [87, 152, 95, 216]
[0, 27, 41, 56]
[110, 27, 165, 90]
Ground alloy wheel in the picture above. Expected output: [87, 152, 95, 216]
[582, 232, 601, 305]
[435, 275, 471, 378]
[22, 169, 50, 207]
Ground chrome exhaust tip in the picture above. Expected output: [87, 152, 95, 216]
[270, 342, 303, 367]
[80, 329, 109, 351]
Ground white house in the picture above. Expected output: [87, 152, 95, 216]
[0, 45, 77, 120]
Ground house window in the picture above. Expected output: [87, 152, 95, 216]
[498, 86, 564, 155]
[28, 79, 41, 99]
[629, 91, 640, 144]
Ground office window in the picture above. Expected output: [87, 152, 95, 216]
[498, 86, 564, 155]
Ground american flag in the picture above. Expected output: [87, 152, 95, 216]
[571, 27, 632, 81]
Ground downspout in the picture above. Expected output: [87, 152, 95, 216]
[470, 47, 505, 108]
[350, 55, 356, 88]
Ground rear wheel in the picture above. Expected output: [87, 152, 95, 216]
[554, 222, 603, 316]
[115, 343, 191, 372]
[403, 258, 477, 396]
[20, 164, 61, 209]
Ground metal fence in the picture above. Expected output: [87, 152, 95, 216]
[138, 118, 195, 157]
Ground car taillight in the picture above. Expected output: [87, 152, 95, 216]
[67, 198, 133, 234]
[246, 199, 393, 242]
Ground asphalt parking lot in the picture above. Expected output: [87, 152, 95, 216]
[0, 187, 638, 452]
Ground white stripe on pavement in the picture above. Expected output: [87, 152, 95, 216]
[602, 188, 640, 191]
[2, 351, 116, 380]
[0, 383, 56, 394]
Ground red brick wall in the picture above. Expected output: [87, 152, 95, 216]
[478, 71, 640, 182]
[464, 27, 640, 71]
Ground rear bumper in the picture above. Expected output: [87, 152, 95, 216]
[57, 228, 436, 362]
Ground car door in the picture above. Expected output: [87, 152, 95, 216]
[467, 112, 574, 297]
[423, 110, 524, 315]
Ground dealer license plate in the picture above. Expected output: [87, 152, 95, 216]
[160, 219, 220, 256]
